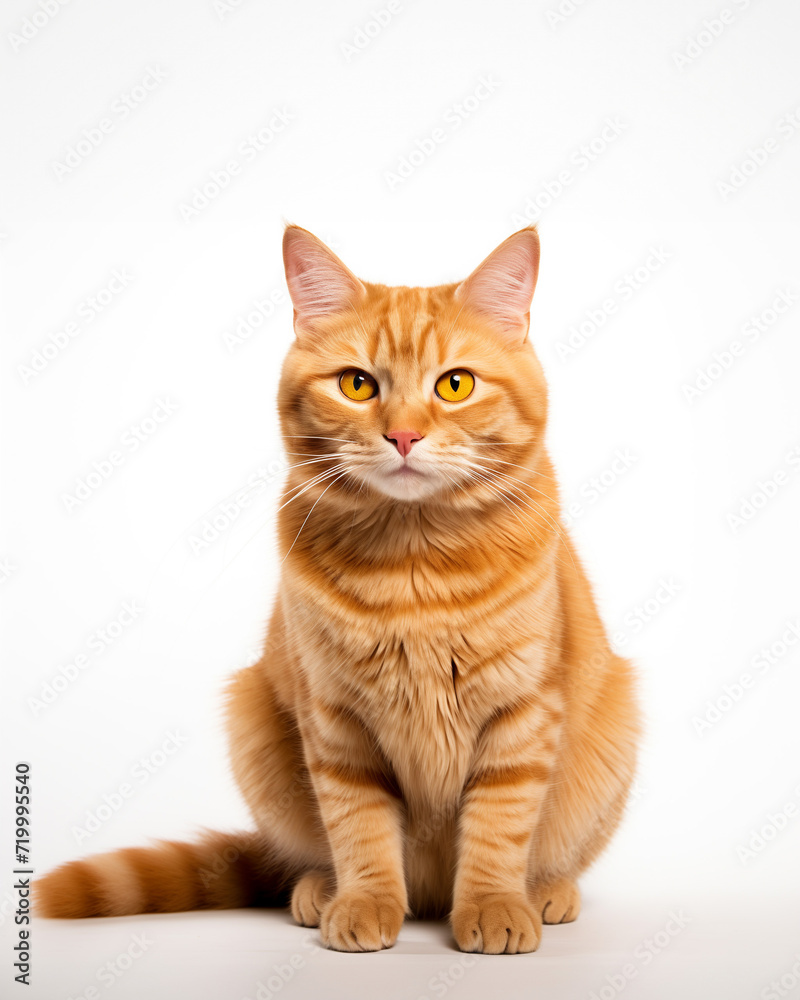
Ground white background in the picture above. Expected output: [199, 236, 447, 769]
[2, 0, 800, 997]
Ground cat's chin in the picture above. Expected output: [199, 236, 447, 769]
[368, 468, 442, 502]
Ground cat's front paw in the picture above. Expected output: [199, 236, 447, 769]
[320, 890, 405, 951]
[534, 876, 581, 924]
[451, 892, 542, 954]
[290, 871, 333, 928]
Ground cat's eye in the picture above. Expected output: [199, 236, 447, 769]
[435, 369, 475, 402]
[339, 369, 378, 401]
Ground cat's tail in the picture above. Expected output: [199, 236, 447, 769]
[35, 830, 298, 919]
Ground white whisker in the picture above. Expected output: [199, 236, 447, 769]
[468, 460, 557, 501]
[282, 470, 351, 563]
[462, 469, 535, 540]
[467, 461, 576, 571]
[278, 464, 349, 513]
[283, 435, 354, 443]
[469, 453, 555, 480]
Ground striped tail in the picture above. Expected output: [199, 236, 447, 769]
[35, 831, 297, 919]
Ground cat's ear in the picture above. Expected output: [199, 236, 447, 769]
[454, 226, 540, 343]
[282, 225, 366, 338]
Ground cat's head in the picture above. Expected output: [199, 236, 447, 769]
[278, 225, 548, 506]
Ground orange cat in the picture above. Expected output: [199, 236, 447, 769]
[37, 225, 640, 954]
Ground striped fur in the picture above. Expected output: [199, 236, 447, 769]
[36, 832, 296, 918]
[37, 226, 640, 954]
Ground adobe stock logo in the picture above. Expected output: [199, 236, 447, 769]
[187, 458, 286, 554]
[60, 398, 180, 513]
[760, 955, 800, 1000]
[545, 0, 592, 30]
[51, 66, 167, 179]
[717, 104, 800, 200]
[555, 246, 671, 361]
[726, 443, 800, 534]
[736, 783, 800, 865]
[18, 269, 135, 386]
[340, 0, 407, 62]
[64, 933, 154, 998]
[178, 109, 294, 222]
[611, 578, 682, 649]
[222, 288, 287, 354]
[561, 449, 638, 529]
[213, 0, 254, 20]
[691, 618, 800, 736]
[672, 0, 758, 71]
[681, 288, 797, 402]
[510, 117, 627, 227]
[7, 0, 73, 52]
[28, 600, 144, 717]
[588, 911, 692, 1000]
[72, 731, 190, 846]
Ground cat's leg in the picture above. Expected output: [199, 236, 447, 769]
[450, 689, 564, 954]
[298, 702, 408, 952]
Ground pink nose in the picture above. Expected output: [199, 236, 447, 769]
[386, 429, 423, 458]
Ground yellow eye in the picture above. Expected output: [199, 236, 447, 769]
[339, 369, 378, 401]
[435, 369, 475, 402]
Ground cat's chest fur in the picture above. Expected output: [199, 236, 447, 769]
[287, 513, 559, 805]
[361, 630, 482, 806]
[291, 578, 554, 808]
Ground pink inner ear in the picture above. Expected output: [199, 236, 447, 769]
[455, 229, 540, 340]
[283, 227, 365, 326]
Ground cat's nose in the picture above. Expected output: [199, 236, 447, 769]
[385, 429, 423, 458]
